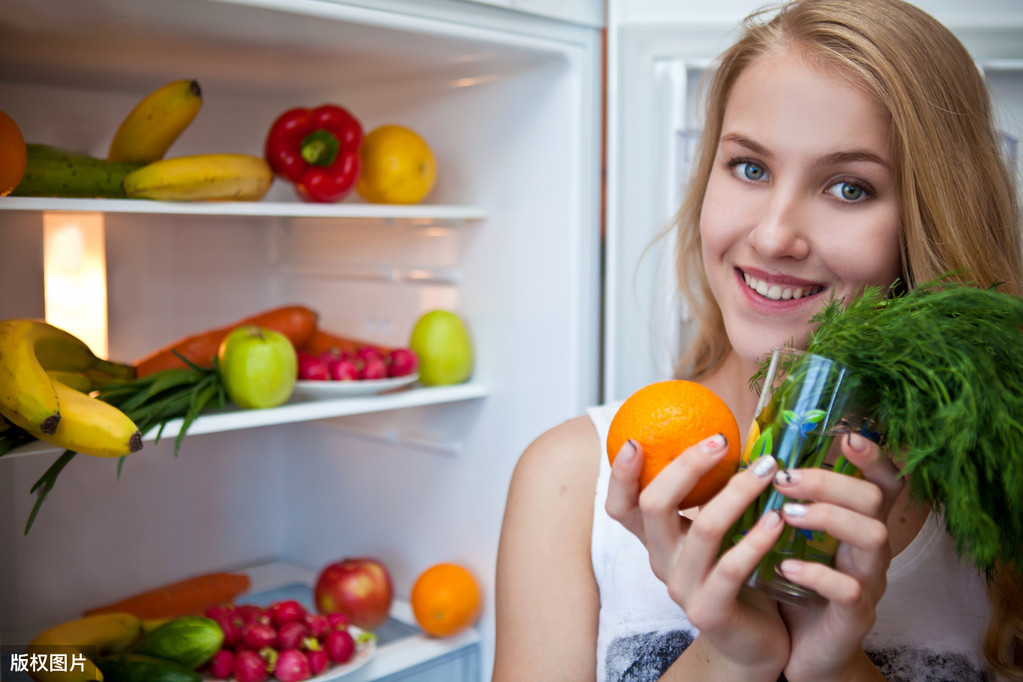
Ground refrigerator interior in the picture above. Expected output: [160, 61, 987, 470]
[0, 0, 602, 677]
[604, 1, 1023, 404]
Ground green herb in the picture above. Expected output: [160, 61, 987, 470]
[802, 278, 1023, 573]
[2, 353, 226, 535]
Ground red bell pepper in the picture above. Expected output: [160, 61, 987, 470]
[264, 104, 363, 203]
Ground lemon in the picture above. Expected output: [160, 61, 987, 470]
[356, 125, 436, 204]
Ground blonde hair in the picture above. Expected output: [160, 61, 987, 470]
[672, 0, 1022, 676]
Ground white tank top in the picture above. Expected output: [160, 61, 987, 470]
[587, 402, 993, 681]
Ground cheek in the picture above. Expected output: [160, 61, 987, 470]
[823, 212, 902, 290]
[699, 175, 747, 259]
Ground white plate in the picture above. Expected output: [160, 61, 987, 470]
[202, 626, 376, 681]
[292, 374, 418, 399]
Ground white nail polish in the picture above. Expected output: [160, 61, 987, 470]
[752, 455, 776, 477]
[783, 502, 808, 517]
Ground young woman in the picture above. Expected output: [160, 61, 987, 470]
[494, 1, 1023, 680]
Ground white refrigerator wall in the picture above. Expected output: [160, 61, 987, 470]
[0, 1, 602, 677]
[604, 0, 1023, 404]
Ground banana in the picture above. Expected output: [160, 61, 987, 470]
[0, 319, 135, 439]
[26, 612, 143, 682]
[45, 370, 95, 394]
[122, 153, 273, 201]
[25, 374, 143, 458]
[0, 320, 62, 435]
[14, 319, 135, 378]
[107, 79, 202, 164]
[12, 144, 144, 198]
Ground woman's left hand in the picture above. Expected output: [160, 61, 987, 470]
[773, 432, 905, 681]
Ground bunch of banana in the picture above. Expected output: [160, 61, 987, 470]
[123, 153, 273, 201]
[108, 79, 202, 164]
[26, 612, 142, 682]
[0, 319, 143, 457]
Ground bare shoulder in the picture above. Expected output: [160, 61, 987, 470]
[494, 415, 602, 680]
[511, 415, 601, 498]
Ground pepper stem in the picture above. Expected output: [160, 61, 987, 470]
[300, 129, 340, 167]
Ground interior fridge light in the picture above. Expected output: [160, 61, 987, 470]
[43, 211, 108, 358]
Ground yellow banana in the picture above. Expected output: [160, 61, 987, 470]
[45, 370, 95, 394]
[0, 319, 135, 436]
[0, 320, 62, 435]
[107, 79, 202, 163]
[26, 612, 142, 682]
[122, 153, 273, 201]
[24, 375, 143, 457]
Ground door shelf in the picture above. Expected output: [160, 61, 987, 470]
[3, 559, 481, 682]
[0, 382, 488, 460]
[0, 197, 487, 221]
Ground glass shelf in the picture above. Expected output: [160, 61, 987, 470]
[0, 197, 487, 221]
[1, 382, 489, 460]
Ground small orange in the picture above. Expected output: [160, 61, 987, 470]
[607, 380, 741, 508]
[0, 110, 27, 196]
[410, 563, 481, 638]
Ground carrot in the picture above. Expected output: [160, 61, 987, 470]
[299, 328, 393, 357]
[134, 305, 319, 377]
[82, 571, 251, 619]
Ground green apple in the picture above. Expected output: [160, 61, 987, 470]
[217, 325, 298, 409]
[409, 310, 474, 386]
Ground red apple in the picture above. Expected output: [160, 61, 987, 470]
[314, 557, 393, 631]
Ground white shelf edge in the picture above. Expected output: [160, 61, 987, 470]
[1, 383, 489, 460]
[0, 197, 487, 221]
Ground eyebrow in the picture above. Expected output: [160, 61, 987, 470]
[720, 133, 890, 170]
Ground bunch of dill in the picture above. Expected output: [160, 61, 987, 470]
[803, 279, 1023, 573]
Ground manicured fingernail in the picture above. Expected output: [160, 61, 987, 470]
[782, 502, 808, 517]
[760, 510, 782, 529]
[618, 439, 638, 463]
[702, 433, 727, 455]
[774, 469, 800, 486]
[847, 432, 868, 453]
[751, 455, 776, 477]
[780, 559, 802, 575]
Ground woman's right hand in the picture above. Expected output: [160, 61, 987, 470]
[605, 436, 790, 679]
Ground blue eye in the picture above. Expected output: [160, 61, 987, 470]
[828, 181, 867, 202]
[734, 161, 766, 182]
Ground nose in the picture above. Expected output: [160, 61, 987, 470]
[746, 186, 811, 260]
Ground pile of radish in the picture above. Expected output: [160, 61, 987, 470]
[297, 345, 418, 382]
[204, 600, 372, 682]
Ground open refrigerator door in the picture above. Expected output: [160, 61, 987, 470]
[0, 1, 602, 680]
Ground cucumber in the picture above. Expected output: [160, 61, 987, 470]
[131, 615, 224, 669]
[11, 144, 144, 198]
[95, 653, 201, 682]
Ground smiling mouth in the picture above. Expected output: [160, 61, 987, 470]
[742, 271, 825, 301]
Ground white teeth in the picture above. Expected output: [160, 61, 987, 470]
[743, 272, 819, 301]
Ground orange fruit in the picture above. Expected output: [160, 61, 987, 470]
[355, 125, 436, 204]
[0, 110, 27, 197]
[607, 380, 741, 508]
[410, 563, 481, 637]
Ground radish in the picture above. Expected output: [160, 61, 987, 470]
[242, 622, 277, 650]
[276, 621, 308, 650]
[269, 599, 307, 628]
[233, 649, 269, 682]
[307, 649, 329, 675]
[325, 628, 355, 664]
[208, 649, 234, 679]
[274, 649, 311, 682]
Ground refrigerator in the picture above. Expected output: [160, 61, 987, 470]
[0, 1, 1020, 680]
